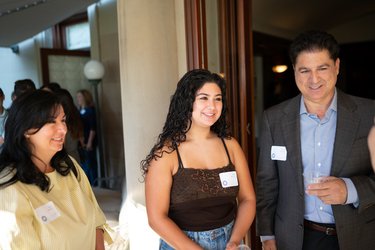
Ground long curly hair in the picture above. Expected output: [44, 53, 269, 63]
[0, 90, 78, 192]
[140, 69, 231, 176]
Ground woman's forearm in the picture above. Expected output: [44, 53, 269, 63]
[228, 199, 256, 245]
[95, 228, 105, 250]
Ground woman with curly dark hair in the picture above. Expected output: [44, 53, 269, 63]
[0, 90, 111, 249]
[142, 69, 256, 250]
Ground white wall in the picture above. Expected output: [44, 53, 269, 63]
[0, 38, 42, 108]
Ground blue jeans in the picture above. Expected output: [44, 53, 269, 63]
[159, 220, 234, 250]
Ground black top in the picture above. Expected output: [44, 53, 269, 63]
[168, 138, 239, 231]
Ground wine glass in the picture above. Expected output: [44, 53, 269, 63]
[235, 244, 251, 250]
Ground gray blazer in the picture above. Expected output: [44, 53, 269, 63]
[256, 90, 375, 250]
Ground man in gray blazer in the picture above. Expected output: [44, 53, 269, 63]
[256, 30, 375, 250]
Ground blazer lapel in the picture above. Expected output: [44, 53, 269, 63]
[331, 91, 359, 176]
[281, 95, 304, 192]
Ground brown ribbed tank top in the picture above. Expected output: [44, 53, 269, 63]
[168, 138, 239, 231]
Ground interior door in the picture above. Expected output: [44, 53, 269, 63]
[184, 0, 258, 248]
[40, 48, 90, 102]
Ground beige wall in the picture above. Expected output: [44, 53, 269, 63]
[117, 0, 186, 247]
[117, 0, 186, 206]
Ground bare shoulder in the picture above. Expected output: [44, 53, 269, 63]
[222, 136, 252, 182]
[222, 137, 245, 164]
[223, 136, 242, 151]
[148, 145, 178, 175]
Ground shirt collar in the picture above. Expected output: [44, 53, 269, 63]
[300, 88, 337, 115]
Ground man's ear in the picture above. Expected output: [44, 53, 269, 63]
[335, 58, 340, 75]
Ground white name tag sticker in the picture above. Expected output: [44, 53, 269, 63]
[271, 146, 287, 161]
[219, 171, 238, 188]
[35, 201, 61, 224]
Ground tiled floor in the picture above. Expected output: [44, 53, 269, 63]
[93, 187, 122, 224]
[93, 187, 126, 249]
[94, 188, 161, 249]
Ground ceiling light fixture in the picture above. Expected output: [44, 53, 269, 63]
[0, 0, 47, 17]
[272, 65, 288, 73]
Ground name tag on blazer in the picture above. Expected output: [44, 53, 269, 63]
[271, 146, 287, 161]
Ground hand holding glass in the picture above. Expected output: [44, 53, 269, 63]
[303, 170, 327, 185]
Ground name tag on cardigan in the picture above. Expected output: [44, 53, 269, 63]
[35, 201, 61, 224]
[219, 171, 238, 188]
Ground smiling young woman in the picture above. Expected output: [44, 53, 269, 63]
[141, 69, 256, 250]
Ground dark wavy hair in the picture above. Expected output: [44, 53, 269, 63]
[40, 82, 62, 93]
[0, 90, 78, 191]
[289, 30, 340, 66]
[140, 69, 230, 176]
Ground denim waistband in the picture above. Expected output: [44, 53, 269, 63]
[160, 220, 234, 250]
[183, 220, 234, 241]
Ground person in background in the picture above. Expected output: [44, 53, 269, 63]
[77, 89, 98, 186]
[40, 82, 61, 92]
[12, 78, 36, 100]
[0, 88, 7, 151]
[142, 69, 256, 250]
[0, 90, 112, 249]
[256, 30, 375, 250]
[41, 83, 83, 162]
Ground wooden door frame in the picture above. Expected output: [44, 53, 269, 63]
[184, 0, 258, 248]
